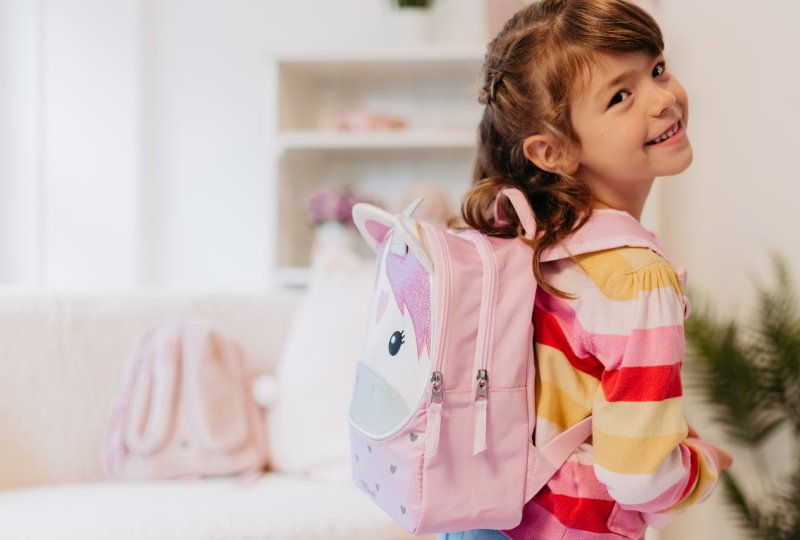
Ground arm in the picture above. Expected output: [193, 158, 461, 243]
[589, 259, 728, 515]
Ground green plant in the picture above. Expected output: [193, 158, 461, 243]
[392, 0, 433, 8]
[685, 254, 800, 539]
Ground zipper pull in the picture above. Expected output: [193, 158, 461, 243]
[426, 371, 444, 458]
[430, 371, 444, 404]
[473, 370, 488, 455]
[475, 370, 488, 400]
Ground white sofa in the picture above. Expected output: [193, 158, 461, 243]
[0, 290, 429, 540]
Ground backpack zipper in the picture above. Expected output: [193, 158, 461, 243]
[465, 232, 499, 455]
[425, 228, 452, 458]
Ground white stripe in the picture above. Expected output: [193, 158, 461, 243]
[594, 447, 686, 505]
[542, 261, 685, 335]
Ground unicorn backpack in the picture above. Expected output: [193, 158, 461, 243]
[348, 188, 675, 535]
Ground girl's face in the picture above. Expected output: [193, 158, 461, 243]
[569, 50, 692, 207]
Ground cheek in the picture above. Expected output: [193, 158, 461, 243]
[683, 97, 690, 128]
[674, 82, 690, 127]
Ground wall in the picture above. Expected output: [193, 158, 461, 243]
[0, 0, 40, 285]
[653, 3, 799, 539]
[658, 1, 800, 316]
[0, 0, 485, 291]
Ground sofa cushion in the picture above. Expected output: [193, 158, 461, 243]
[268, 247, 375, 477]
[0, 474, 429, 540]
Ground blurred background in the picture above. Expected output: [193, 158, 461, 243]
[0, 0, 797, 538]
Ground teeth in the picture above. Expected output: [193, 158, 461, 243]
[649, 122, 679, 144]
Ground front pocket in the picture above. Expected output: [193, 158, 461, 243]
[350, 362, 412, 437]
[417, 387, 530, 534]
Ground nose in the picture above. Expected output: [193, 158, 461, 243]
[650, 84, 677, 118]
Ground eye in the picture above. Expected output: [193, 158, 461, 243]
[609, 90, 631, 108]
[608, 61, 667, 108]
[388, 330, 405, 356]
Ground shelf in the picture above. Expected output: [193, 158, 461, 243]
[276, 129, 477, 152]
[272, 45, 485, 66]
[269, 47, 479, 288]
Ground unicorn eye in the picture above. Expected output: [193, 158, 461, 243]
[388, 330, 405, 356]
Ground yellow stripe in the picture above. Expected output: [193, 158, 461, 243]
[592, 395, 688, 439]
[535, 379, 592, 430]
[573, 249, 633, 298]
[593, 431, 685, 474]
[574, 247, 683, 301]
[668, 440, 720, 513]
[536, 344, 599, 406]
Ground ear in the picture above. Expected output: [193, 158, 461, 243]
[353, 203, 394, 253]
[523, 133, 579, 175]
[396, 215, 433, 274]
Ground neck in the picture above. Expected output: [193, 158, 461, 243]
[589, 177, 655, 222]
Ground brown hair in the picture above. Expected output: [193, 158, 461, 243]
[458, 0, 664, 298]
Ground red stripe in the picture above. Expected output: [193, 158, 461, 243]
[678, 444, 700, 502]
[532, 485, 615, 533]
[534, 305, 604, 380]
[601, 363, 683, 402]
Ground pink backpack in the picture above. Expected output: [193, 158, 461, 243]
[102, 321, 269, 480]
[348, 188, 674, 534]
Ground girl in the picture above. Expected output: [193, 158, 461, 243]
[441, 0, 732, 539]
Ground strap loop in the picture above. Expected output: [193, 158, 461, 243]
[492, 188, 537, 241]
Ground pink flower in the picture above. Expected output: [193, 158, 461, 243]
[306, 187, 376, 228]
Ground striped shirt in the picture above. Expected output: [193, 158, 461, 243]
[501, 246, 721, 539]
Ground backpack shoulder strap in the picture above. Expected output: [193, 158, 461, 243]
[525, 417, 592, 503]
[492, 189, 668, 264]
[541, 209, 671, 264]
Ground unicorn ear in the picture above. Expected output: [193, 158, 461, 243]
[402, 196, 424, 217]
[353, 203, 395, 253]
[396, 214, 433, 274]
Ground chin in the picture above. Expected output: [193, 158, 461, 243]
[677, 146, 694, 172]
[660, 146, 694, 177]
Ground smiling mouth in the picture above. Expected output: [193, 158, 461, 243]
[646, 121, 682, 145]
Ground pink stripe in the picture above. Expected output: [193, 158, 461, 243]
[620, 325, 684, 367]
[537, 291, 683, 369]
[548, 461, 614, 501]
[588, 326, 683, 370]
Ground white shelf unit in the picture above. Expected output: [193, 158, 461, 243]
[268, 47, 485, 288]
[276, 129, 478, 151]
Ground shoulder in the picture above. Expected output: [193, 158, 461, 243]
[572, 246, 683, 301]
